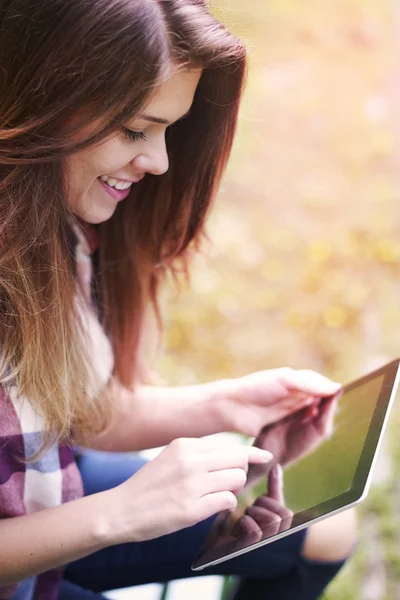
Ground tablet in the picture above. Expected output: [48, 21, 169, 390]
[192, 358, 400, 571]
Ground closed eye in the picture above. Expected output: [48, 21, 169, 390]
[123, 128, 148, 143]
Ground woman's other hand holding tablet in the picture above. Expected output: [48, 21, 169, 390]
[256, 391, 341, 470]
[102, 437, 272, 545]
[215, 367, 342, 437]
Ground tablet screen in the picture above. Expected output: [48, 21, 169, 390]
[283, 374, 384, 511]
[193, 360, 400, 570]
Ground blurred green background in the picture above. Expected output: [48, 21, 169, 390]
[157, 0, 400, 597]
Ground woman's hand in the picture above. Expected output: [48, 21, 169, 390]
[255, 391, 340, 468]
[218, 368, 342, 437]
[104, 437, 273, 545]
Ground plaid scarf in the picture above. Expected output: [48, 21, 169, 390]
[0, 217, 113, 600]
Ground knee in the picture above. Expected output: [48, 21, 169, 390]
[301, 508, 358, 563]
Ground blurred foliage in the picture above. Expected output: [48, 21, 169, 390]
[159, 0, 400, 385]
[156, 0, 400, 597]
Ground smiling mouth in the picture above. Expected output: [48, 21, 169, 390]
[98, 177, 132, 202]
[99, 175, 134, 191]
[100, 172, 145, 183]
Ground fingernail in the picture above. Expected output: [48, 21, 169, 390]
[272, 464, 283, 479]
[300, 416, 312, 425]
[256, 449, 273, 461]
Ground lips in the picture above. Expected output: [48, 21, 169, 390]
[98, 178, 131, 202]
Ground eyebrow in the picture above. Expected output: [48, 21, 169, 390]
[138, 109, 191, 126]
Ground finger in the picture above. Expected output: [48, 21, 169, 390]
[315, 394, 339, 435]
[201, 445, 272, 473]
[299, 401, 320, 424]
[248, 446, 274, 463]
[281, 390, 316, 407]
[309, 402, 321, 418]
[203, 468, 247, 495]
[279, 368, 342, 398]
[195, 491, 237, 523]
[268, 464, 285, 504]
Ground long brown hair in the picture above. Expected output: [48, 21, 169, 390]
[0, 0, 247, 456]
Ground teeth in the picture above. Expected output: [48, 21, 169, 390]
[100, 175, 133, 190]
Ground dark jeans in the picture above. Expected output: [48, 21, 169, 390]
[60, 450, 349, 599]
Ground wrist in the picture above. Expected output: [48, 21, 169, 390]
[95, 487, 134, 546]
[87, 486, 139, 547]
[202, 377, 237, 433]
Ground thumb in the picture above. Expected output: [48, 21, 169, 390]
[279, 368, 342, 397]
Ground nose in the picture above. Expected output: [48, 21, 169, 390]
[133, 135, 169, 177]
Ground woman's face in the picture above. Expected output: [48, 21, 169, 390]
[65, 69, 202, 224]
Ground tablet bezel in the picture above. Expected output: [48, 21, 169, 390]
[192, 358, 400, 571]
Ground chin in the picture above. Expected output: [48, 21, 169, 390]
[70, 187, 118, 224]
[79, 206, 116, 225]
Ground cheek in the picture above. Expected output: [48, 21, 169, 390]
[92, 138, 135, 175]
[66, 138, 135, 197]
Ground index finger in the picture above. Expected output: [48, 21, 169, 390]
[268, 463, 284, 505]
[202, 445, 273, 473]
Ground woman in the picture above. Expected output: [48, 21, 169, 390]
[0, 0, 357, 598]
